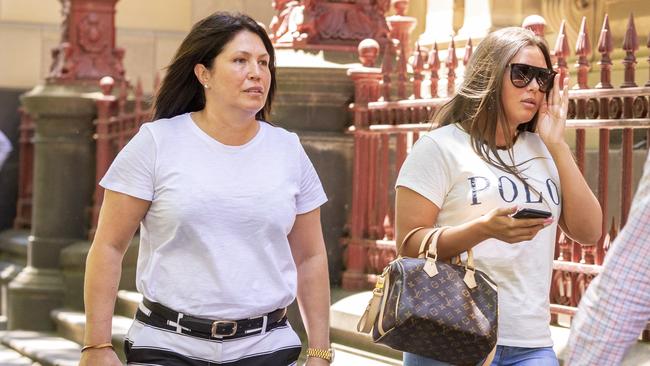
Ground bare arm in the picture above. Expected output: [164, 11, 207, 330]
[288, 208, 330, 366]
[549, 142, 602, 244]
[80, 190, 150, 365]
[395, 187, 551, 260]
[537, 75, 602, 244]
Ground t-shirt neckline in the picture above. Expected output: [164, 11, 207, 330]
[186, 112, 266, 151]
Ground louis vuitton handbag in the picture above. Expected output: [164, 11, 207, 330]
[357, 227, 498, 366]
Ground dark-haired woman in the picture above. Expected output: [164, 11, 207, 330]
[80, 12, 332, 366]
[395, 27, 601, 366]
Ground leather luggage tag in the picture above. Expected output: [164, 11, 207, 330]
[424, 257, 438, 277]
[463, 268, 477, 289]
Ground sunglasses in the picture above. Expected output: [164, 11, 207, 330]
[509, 63, 557, 93]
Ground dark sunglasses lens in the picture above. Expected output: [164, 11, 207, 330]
[510, 64, 532, 88]
[537, 71, 554, 92]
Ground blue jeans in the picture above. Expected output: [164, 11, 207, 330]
[403, 346, 559, 366]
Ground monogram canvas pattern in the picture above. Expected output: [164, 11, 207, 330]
[372, 258, 498, 366]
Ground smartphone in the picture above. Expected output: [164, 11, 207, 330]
[512, 208, 552, 219]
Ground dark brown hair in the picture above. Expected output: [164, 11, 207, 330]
[153, 12, 276, 121]
[433, 27, 553, 179]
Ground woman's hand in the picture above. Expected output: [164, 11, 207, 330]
[79, 348, 122, 366]
[537, 74, 570, 148]
[479, 206, 553, 243]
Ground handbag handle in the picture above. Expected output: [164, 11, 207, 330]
[397, 226, 426, 254]
[421, 226, 479, 289]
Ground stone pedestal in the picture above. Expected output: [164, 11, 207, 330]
[7, 85, 97, 330]
[273, 49, 355, 286]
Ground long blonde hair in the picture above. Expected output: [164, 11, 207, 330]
[434, 27, 553, 179]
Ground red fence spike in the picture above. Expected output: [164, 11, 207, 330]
[463, 38, 473, 66]
[621, 13, 638, 88]
[554, 20, 570, 86]
[575, 17, 591, 89]
[446, 37, 457, 96]
[596, 14, 613, 89]
[411, 43, 425, 99]
[429, 42, 440, 98]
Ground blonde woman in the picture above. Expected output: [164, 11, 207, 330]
[395, 27, 602, 366]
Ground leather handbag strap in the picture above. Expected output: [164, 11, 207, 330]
[357, 270, 389, 334]
[481, 346, 497, 366]
[417, 228, 439, 258]
[398, 226, 426, 254]
[424, 227, 448, 258]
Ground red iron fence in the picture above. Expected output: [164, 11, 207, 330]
[13, 76, 157, 239]
[342, 13, 650, 339]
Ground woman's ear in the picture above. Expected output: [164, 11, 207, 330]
[193, 63, 210, 87]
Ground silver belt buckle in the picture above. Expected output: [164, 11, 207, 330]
[211, 320, 238, 337]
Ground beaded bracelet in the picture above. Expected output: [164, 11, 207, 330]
[81, 342, 114, 353]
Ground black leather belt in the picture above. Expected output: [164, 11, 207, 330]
[138, 298, 288, 340]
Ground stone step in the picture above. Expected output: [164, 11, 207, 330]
[331, 342, 401, 366]
[330, 290, 402, 360]
[50, 309, 131, 362]
[0, 340, 34, 366]
[0, 330, 80, 366]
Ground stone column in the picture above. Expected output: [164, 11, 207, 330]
[457, 0, 492, 39]
[8, 90, 97, 330]
[7, 0, 123, 330]
[417, 0, 454, 46]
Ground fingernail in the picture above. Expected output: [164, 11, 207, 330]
[544, 218, 554, 225]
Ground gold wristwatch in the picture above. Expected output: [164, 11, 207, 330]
[306, 347, 335, 363]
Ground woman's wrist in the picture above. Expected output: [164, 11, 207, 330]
[544, 140, 570, 157]
[473, 216, 492, 243]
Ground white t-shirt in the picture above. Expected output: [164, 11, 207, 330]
[396, 124, 562, 347]
[0, 131, 11, 169]
[100, 113, 327, 319]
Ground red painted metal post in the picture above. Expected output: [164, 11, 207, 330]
[382, 39, 396, 101]
[446, 37, 457, 97]
[386, 0, 416, 101]
[620, 13, 639, 226]
[367, 135, 378, 239]
[595, 15, 613, 264]
[48, 0, 124, 84]
[376, 134, 390, 240]
[522, 15, 546, 37]
[348, 39, 382, 129]
[411, 43, 425, 99]
[343, 133, 369, 290]
[90, 76, 117, 239]
[429, 42, 440, 98]
[463, 38, 473, 68]
[553, 21, 570, 85]
[595, 15, 613, 89]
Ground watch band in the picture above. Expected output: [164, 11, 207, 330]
[306, 347, 334, 363]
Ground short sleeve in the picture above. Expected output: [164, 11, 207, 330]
[296, 144, 328, 214]
[99, 125, 156, 201]
[395, 135, 450, 208]
[0, 131, 12, 167]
